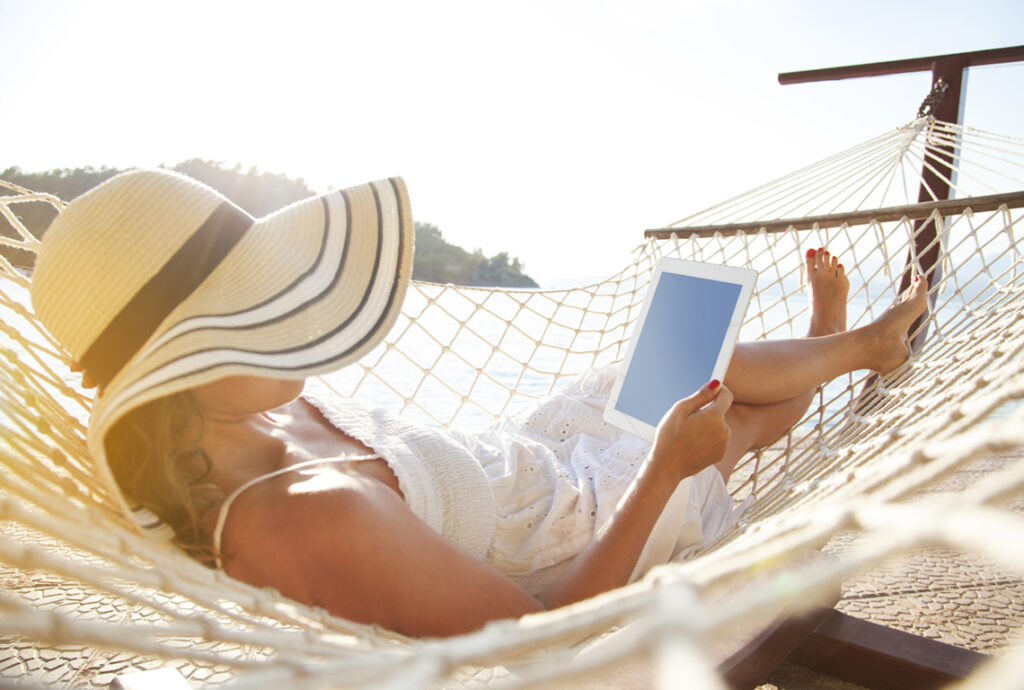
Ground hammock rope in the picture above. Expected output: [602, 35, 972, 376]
[1, 116, 1023, 688]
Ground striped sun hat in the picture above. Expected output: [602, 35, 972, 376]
[31, 168, 413, 523]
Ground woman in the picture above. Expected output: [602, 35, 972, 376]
[31, 169, 928, 637]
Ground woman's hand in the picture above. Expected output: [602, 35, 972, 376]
[649, 380, 733, 483]
[538, 380, 734, 609]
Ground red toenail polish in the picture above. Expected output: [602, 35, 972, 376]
[708, 379, 721, 390]
[806, 249, 815, 258]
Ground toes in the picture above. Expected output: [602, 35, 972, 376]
[806, 247, 827, 273]
[910, 275, 929, 303]
[806, 247, 846, 278]
[902, 275, 928, 302]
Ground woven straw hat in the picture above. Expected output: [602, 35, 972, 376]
[31, 168, 413, 523]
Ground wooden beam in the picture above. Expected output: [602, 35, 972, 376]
[778, 45, 1024, 84]
[644, 190, 1024, 239]
[718, 606, 835, 690]
[788, 610, 990, 690]
[900, 55, 965, 353]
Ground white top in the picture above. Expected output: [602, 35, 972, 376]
[211, 395, 498, 568]
[212, 367, 746, 593]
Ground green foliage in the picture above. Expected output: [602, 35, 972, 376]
[412, 223, 538, 288]
[0, 162, 538, 287]
[171, 160, 314, 216]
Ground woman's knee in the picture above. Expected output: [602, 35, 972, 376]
[724, 403, 762, 454]
[725, 401, 794, 451]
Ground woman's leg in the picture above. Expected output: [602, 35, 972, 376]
[713, 249, 930, 481]
[724, 249, 929, 405]
[714, 396, 813, 481]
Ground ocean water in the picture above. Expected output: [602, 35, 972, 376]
[6, 269, 1012, 438]
[308, 277, 899, 432]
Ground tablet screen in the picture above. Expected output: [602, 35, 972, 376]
[614, 272, 741, 426]
[604, 258, 756, 441]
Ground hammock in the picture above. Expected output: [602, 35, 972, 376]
[1, 116, 1023, 689]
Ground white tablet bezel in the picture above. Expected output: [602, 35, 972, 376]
[603, 257, 757, 442]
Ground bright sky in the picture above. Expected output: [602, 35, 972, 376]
[2, 0, 1022, 287]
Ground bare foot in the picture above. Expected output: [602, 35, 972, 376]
[805, 247, 849, 337]
[861, 276, 930, 375]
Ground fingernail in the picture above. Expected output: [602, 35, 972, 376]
[806, 249, 815, 258]
[708, 379, 721, 390]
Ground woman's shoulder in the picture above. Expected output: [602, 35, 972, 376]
[216, 468, 442, 627]
[217, 470, 404, 598]
[215, 461, 547, 636]
[221, 468, 391, 547]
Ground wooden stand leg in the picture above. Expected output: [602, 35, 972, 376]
[788, 610, 990, 690]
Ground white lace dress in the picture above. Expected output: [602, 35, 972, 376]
[445, 364, 747, 595]
[220, 366, 746, 594]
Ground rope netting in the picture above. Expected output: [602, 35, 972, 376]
[1, 117, 1023, 688]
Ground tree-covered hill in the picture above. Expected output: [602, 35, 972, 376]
[0, 161, 537, 288]
[413, 222, 537, 288]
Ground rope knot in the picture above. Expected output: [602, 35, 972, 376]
[917, 77, 949, 118]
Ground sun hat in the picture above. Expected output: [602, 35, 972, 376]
[31, 168, 413, 525]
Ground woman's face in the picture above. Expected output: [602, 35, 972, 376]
[190, 375, 305, 418]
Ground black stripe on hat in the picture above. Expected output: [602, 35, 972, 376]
[248, 178, 403, 363]
[218, 191, 352, 331]
[138, 193, 340, 350]
[221, 178, 408, 368]
[117, 179, 408, 396]
[81, 201, 254, 388]
[161, 182, 380, 358]
[318, 177, 408, 362]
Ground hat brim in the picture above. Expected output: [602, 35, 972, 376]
[88, 177, 413, 522]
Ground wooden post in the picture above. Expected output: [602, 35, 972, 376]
[901, 55, 965, 351]
[779, 45, 1024, 352]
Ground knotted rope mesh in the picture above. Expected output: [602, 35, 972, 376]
[1, 117, 1023, 688]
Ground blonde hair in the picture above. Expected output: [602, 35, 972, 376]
[103, 392, 223, 565]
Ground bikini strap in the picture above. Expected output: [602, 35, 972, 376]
[212, 454, 379, 569]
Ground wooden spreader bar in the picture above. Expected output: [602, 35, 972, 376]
[778, 45, 1024, 86]
[644, 190, 1024, 239]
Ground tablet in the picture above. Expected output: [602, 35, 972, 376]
[604, 257, 757, 442]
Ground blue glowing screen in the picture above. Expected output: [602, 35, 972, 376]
[614, 272, 741, 427]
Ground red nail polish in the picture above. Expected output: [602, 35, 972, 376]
[708, 379, 721, 390]
[806, 249, 815, 258]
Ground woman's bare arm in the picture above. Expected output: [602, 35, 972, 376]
[538, 381, 732, 608]
[223, 473, 543, 637]
[223, 383, 732, 637]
